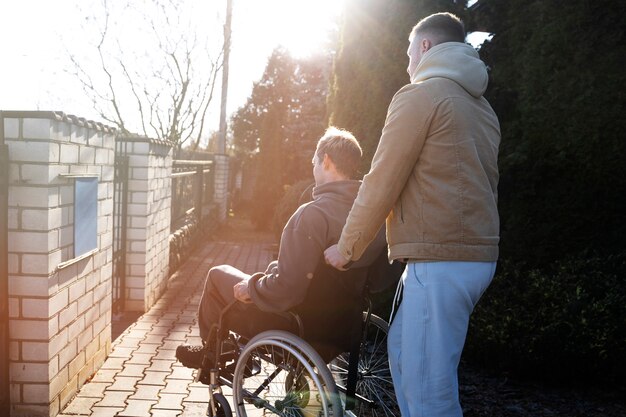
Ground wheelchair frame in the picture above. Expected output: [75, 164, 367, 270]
[196, 298, 398, 417]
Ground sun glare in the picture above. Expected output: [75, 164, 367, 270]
[236, 0, 345, 58]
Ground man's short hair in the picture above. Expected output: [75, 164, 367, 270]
[410, 12, 465, 45]
[315, 127, 363, 179]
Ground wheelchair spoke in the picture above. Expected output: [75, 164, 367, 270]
[234, 332, 339, 417]
[331, 313, 401, 417]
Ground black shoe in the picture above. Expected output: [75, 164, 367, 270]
[176, 344, 211, 369]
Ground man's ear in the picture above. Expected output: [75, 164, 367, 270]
[322, 153, 333, 169]
[421, 38, 432, 53]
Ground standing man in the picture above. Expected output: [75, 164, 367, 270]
[324, 12, 500, 417]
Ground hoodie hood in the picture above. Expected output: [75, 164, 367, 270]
[311, 180, 361, 204]
[410, 42, 488, 98]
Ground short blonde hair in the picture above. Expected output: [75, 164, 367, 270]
[410, 12, 465, 45]
[315, 127, 363, 179]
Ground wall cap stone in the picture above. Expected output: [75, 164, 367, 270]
[1, 110, 117, 134]
[117, 133, 174, 148]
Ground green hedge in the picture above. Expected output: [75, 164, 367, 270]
[465, 251, 626, 385]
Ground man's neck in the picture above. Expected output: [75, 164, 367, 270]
[317, 175, 349, 187]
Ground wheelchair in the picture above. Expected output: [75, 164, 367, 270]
[195, 296, 400, 417]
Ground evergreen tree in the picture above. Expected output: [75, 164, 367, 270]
[464, 0, 626, 384]
[283, 56, 332, 183]
[230, 48, 331, 229]
[328, 0, 464, 172]
[477, 0, 626, 263]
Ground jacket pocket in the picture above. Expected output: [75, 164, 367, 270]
[398, 196, 405, 223]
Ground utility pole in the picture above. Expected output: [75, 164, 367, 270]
[217, 0, 232, 154]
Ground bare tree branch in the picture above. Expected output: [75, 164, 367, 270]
[66, 0, 224, 146]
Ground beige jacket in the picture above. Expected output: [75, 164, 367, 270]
[337, 42, 500, 263]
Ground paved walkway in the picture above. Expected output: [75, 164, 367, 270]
[60, 239, 275, 417]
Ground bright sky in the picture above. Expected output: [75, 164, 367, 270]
[0, 0, 488, 140]
[0, 0, 344, 136]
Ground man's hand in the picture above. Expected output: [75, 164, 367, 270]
[233, 281, 252, 303]
[324, 244, 349, 271]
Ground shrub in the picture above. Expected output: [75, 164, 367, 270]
[465, 251, 626, 386]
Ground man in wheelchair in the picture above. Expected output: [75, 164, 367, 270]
[176, 127, 399, 370]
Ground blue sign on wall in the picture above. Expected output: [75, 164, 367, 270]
[74, 177, 98, 257]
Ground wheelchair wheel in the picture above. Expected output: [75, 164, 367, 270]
[210, 392, 232, 417]
[330, 313, 400, 417]
[233, 330, 342, 417]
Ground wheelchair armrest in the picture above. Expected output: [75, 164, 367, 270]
[216, 300, 305, 340]
[273, 310, 305, 338]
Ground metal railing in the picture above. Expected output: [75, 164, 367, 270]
[170, 159, 215, 231]
[169, 158, 215, 274]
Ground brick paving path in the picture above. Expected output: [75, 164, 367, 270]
[60, 239, 275, 416]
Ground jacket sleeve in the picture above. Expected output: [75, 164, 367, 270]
[248, 206, 325, 313]
[337, 84, 435, 261]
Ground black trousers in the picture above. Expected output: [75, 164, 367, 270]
[197, 264, 295, 342]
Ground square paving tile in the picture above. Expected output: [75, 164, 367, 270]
[144, 334, 168, 344]
[90, 406, 125, 417]
[150, 327, 171, 336]
[168, 366, 195, 380]
[181, 402, 209, 416]
[107, 376, 140, 391]
[117, 364, 148, 378]
[154, 393, 186, 410]
[184, 385, 210, 403]
[184, 336, 203, 346]
[170, 323, 193, 332]
[138, 371, 168, 386]
[176, 316, 195, 324]
[129, 384, 162, 401]
[147, 359, 174, 373]
[187, 328, 201, 337]
[108, 346, 136, 358]
[135, 343, 160, 354]
[76, 382, 111, 398]
[154, 349, 177, 361]
[90, 369, 119, 383]
[127, 353, 153, 365]
[61, 396, 99, 415]
[124, 328, 150, 339]
[164, 331, 188, 341]
[94, 390, 132, 407]
[161, 340, 183, 350]
[114, 338, 143, 349]
[162, 378, 191, 394]
[100, 356, 126, 370]
[150, 410, 181, 417]
[139, 315, 160, 324]
[131, 322, 153, 330]
[153, 319, 175, 328]
[118, 399, 157, 416]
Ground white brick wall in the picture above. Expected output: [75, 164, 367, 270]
[5, 112, 115, 417]
[117, 136, 172, 312]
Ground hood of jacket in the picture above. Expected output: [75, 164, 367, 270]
[410, 42, 488, 98]
[311, 180, 361, 204]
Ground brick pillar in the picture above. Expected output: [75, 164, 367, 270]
[3, 112, 115, 416]
[117, 135, 172, 312]
[212, 154, 230, 222]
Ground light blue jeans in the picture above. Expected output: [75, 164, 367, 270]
[388, 261, 496, 417]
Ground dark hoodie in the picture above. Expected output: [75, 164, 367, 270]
[247, 179, 398, 358]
